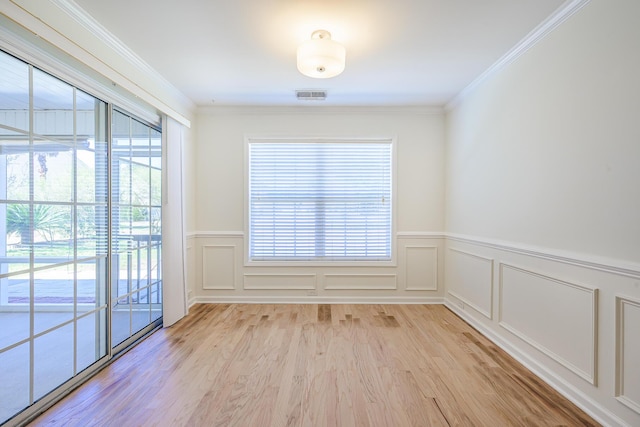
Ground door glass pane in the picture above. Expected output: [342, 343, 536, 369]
[33, 69, 73, 137]
[5, 151, 30, 201]
[33, 140, 73, 202]
[32, 204, 73, 267]
[34, 323, 74, 400]
[34, 265, 74, 335]
[111, 296, 131, 347]
[111, 112, 161, 350]
[131, 290, 151, 335]
[0, 343, 30, 422]
[0, 274, 30, 348]
[78, 257, 107, 307]
[0, 51, 29, 128]
[77, 308, 107, 372]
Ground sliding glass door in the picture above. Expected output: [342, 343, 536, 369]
[0, 49, 162, 424]
[110, 111, 162, 349]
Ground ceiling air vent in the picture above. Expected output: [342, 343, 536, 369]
[296, 90, 327, 101]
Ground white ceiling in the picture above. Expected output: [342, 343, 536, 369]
[73, 0, 566, 107]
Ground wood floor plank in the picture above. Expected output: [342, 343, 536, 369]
[29, 304, 600, 427]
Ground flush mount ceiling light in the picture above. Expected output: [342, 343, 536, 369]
[297, 30, 345, 79]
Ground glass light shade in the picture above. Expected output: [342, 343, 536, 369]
[297, 31, 345, 79]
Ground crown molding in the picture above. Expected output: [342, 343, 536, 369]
[49, 0, 196, 114]
[445, 0, 591, 111]
[198, 105, 444, 116]
[0, 16, 162, 126]
[3, 0, 194, 126]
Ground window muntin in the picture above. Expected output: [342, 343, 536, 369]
[248, 140, 392, 261]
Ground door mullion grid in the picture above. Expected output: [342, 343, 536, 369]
[28, 62, 35, 407]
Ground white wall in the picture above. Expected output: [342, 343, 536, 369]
[446, 0, 640, 266]
[189, 106, 446, 303]
[445, 1, 640, 426]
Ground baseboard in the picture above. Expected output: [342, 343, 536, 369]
[444, 299, 627, 427]
[187, 296, 198, 309]
[193, 296, 444, 305]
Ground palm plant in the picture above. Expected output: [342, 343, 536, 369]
[6, 204, 68, 245]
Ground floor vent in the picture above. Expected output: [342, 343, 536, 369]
[296, 90, 327, 101]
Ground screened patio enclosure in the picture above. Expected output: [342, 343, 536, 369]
[0, 50, 162, 424]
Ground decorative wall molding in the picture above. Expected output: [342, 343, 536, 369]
[190, 231, 244, 239]
[445, 0, 592, 111]
[499, 263, 598, 385]
[186, 244, 194, 304]
[243, 273, 317, 290]
[201, 245, 236, 290]
[187, 231, 640, 279]
[397, 232, 447, 239]
[323, 274, 397, 290]
[404, 246, 438, 291]
[447, 233, 640, 279]
[616, 296, 640, 414]
[447, 248, 494, 319]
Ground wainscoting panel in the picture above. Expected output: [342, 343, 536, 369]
[202, 245, 236, 290]
[243, 273, 317, 290]
[323, 274, 397, 290]
[616, 296, 640, 414]
[447, 248, 493, 319]
[499, 263, 598, 384]
[405, 246, 438, 291]
[186, 243, 195, 304]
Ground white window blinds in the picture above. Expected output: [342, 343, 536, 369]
[248, 140, 392, 261]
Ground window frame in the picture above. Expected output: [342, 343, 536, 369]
[244, 136, 397, 267]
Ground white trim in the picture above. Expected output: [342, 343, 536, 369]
[323, 274, 398, 290]
[201, 245, 237, 290]
[0, 0, 193, 127]
[498, 263, 598, 385]
[447, 233, 640, 279]
[191, 231, 244, 239]
[447, 247, 494, 320]
[616, 295, 640, 415]
[243, 273, 317, 291]
[404, 246, 438, 291]
[194, 296, 444, 305]
[187, 295, 198, 309]
[397, 232, 446, 239]
[50, 0, 191, 108]
[445, 0, 591, 111]
[189, 231, 640, 278]
[447, 290, 492, 320]
[0, 18, 160, 126]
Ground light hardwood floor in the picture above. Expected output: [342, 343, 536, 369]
[30, 304, 599, 426]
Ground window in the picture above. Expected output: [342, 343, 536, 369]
[248, 139, 392, 261]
